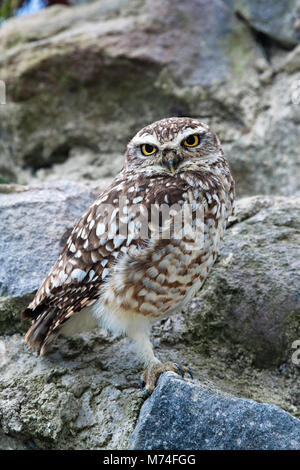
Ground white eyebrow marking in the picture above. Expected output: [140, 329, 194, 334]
[160, 126, 207, 148]
[131, 125, 207, 149]
[131, 135, 160, 147]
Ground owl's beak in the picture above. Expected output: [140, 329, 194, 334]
[161, 151, 183, 175]
[168, 161, 176, 175]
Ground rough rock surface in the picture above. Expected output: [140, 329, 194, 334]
[130, 373, 300, 450]
[1, 0, 299, 197]
[0, 180, 109, 299]
[0, 0, 260, 175]
[188, 195, 300, 368]
[0, 332, 144, 450]
[230, 0, 300, 47]
[0, 185, 299, 449]
[0, 180, 109, 335]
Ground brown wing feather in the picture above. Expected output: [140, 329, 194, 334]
[22, 171, 209, 354]
[22, 174, 130, 353]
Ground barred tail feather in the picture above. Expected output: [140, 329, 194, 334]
[23, 307, 58, 354]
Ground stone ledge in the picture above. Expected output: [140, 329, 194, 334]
[130, 372, 300, 450]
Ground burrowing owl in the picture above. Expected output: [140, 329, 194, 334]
[22, 117, 235, 394]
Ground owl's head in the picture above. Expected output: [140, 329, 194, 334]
[125, 117, 224, 176]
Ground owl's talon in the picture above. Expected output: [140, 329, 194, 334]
[140, 360, 192, 396]
[174, 363, 184, 377]
[138, 378, 145, 389]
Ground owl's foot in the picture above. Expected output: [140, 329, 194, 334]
[139, 361, 193, 396]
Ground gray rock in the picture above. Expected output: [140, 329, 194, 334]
[0, 332, 144, 449]
[277, 44, 300, 74]
[1, 184, 299, 368]
[189, 195, 300, 368]
[0, 180, 109, 299]
[0, 1, 299, 199]
[230, 0, 300, 47]
[0, 180, 110, 334]
[70, 1, 98, 4]
[130, 372, 300, 450]
[1, 2, 299, 198]
[0, 180, 143, 450]
[0, 185, 299, 449]
[0, 0, 263, 189]
[224, 54, 300, 199]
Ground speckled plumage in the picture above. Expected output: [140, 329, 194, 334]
[23, 117, 235, 393]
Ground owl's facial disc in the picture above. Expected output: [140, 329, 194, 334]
[126, 118, 221, 176]
[158, 132, 203, 174]
[138, 143, 184, 175]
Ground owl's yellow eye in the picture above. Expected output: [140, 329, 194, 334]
[183, 134, 200, 147]
[141, 144, 157, 156]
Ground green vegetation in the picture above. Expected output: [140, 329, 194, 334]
[0, 0, 23, 23]
[0, 175, 7, 184]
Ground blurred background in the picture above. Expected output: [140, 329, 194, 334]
[0, 0, 299, 196]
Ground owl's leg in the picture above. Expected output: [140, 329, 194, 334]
[140, 361, 193, 396]
[128, 327, 193, 396]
